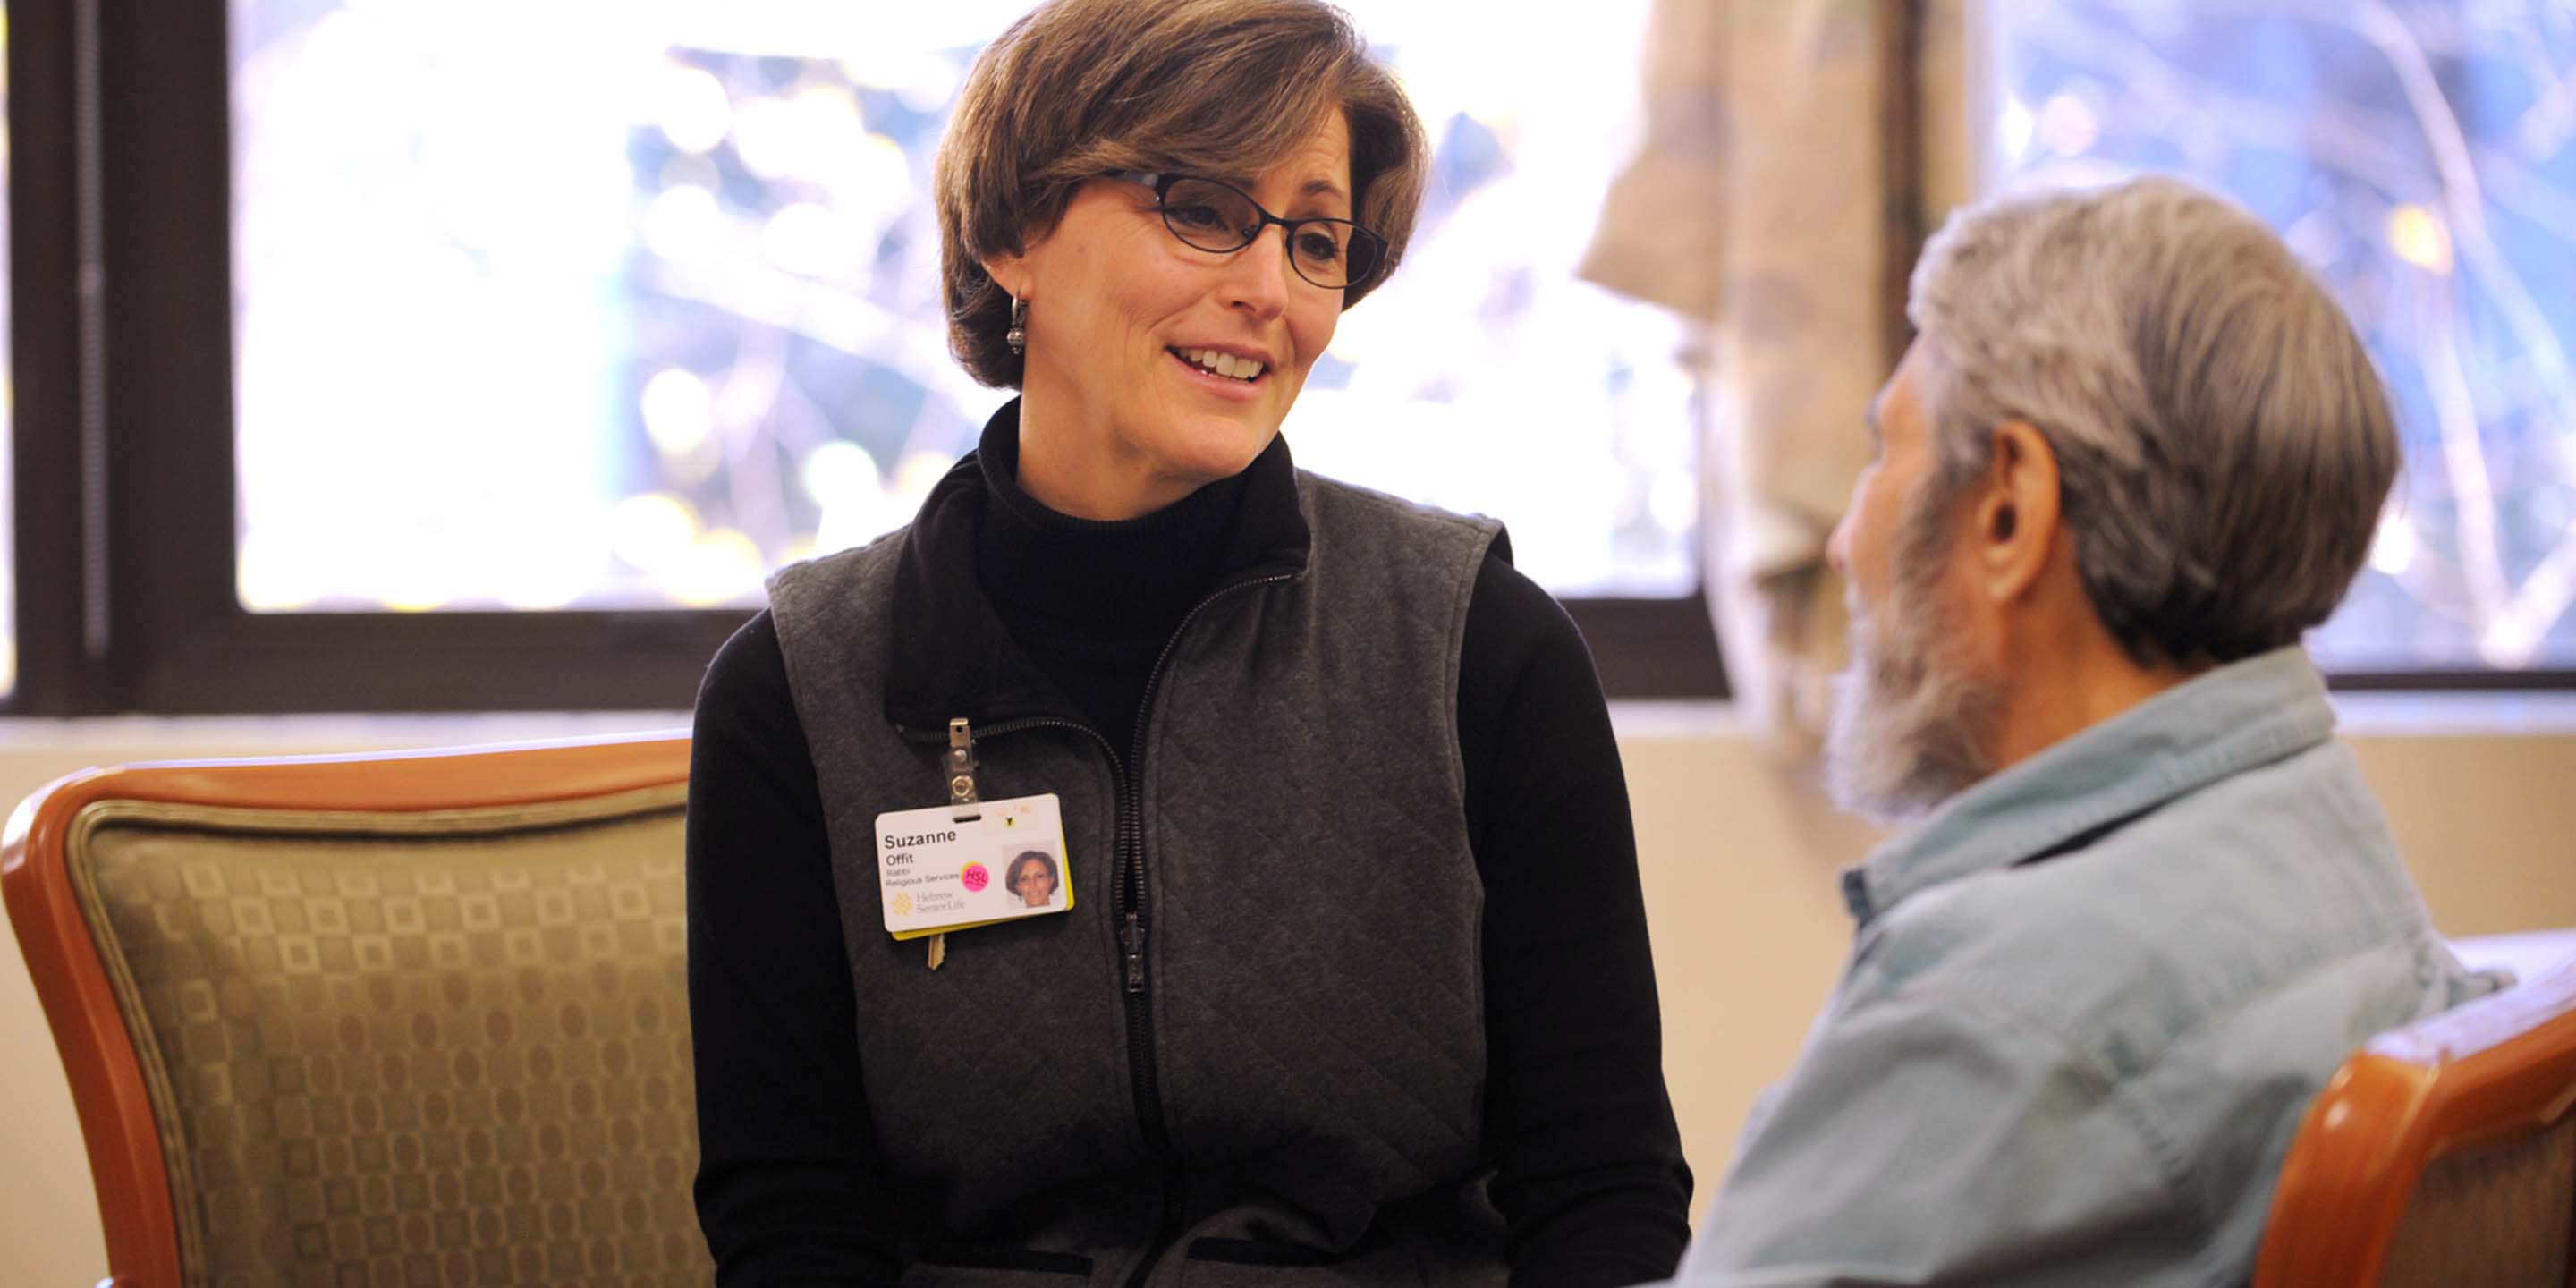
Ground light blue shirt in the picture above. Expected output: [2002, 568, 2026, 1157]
[1673, 648, 2501, 1287]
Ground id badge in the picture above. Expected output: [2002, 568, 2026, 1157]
[873, 792, 1073, 941]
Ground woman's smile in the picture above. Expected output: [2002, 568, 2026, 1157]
[1165, 345, 1272, 400]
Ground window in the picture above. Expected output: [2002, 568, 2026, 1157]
[1987, 2, 2576, 679]
[5, 0, 1719, 713]
[232, 1, 1699, 613]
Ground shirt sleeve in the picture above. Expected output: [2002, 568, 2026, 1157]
[687, 610, 905, 1285]
[1459, 551, 1697, 1288]
[1674, 983, 2198, 1287]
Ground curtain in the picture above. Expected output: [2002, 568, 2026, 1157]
[1581, 0, 1967, 758]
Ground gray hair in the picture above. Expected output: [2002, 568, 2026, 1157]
[1905, 175, 2399, 666]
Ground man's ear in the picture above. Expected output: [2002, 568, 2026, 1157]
[1970, 419, 2062, 604]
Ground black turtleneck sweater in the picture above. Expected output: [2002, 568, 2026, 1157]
[970, 430, 1250, 743]
[688, 419, 1691, 1287]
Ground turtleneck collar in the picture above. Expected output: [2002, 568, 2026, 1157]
[973, 407, 1249, 640]
[879, 398, 1311, 735]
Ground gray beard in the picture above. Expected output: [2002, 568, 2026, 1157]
[1823, 569, 2004, 824]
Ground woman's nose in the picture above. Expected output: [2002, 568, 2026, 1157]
[1220, 226, 1295, 316]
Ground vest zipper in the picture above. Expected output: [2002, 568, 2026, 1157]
[1114, 570, 1292, 1288]
[949, 712, 1178, 1283]
[907, 569, 1296, 1288]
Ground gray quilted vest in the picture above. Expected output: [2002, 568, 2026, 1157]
[767, 470, 1508, 1288]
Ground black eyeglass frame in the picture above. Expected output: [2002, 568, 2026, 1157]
[1110, 170, 1388, 291]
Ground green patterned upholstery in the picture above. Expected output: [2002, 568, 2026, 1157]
[2378, 1110, 2575, 1287]
[66, 785, 714, 1288]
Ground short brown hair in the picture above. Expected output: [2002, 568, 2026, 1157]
[934, 0, 1430, 387]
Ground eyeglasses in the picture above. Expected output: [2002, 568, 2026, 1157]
[1112, 170, 1387, 292]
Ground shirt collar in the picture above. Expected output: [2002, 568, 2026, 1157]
[1843, 647, 2338, 927]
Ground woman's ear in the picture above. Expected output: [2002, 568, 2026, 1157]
[981, 253, 1031, 303]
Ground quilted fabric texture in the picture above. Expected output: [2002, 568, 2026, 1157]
[68, 787, 712, 1288]
[2378, 1110, 2575, 1286]
[766, 473, 1513, 1284]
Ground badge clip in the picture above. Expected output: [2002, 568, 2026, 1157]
[928, 717, 979, 971]
[946, 717, 981, 819]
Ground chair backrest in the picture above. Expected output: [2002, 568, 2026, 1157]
[1, 733, 710, 1288]
[2254, 953, 2576, 1287]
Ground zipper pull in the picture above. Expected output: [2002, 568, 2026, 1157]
[1121, 912, 1147, 993]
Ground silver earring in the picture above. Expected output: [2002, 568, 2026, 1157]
[1005, 297, 1027, 356]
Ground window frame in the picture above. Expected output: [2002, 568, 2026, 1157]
[7, 0, 114, 716]
[4, 0, 1724, 715]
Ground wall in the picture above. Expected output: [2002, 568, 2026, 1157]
[4, 703, 2573, 1283]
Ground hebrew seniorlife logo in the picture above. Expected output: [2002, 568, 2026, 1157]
[961, 863, 989, 893]
[892, 893, 915, 916]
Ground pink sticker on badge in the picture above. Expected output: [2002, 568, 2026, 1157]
[961, 862, 989, 893]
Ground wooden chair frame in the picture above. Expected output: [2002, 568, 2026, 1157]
[0, 733, 691, 1288]
[2255, 957, 2576, 1287]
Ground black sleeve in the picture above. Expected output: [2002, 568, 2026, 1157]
[1459, 553, 1696, 1288]
[687, 611, 904, 1286]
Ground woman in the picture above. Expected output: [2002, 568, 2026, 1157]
[685, 2, 1690, 1284]
[1007, 850, 1060, 909]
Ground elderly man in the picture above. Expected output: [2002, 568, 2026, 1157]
[1674, 176, 2501, 1286]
